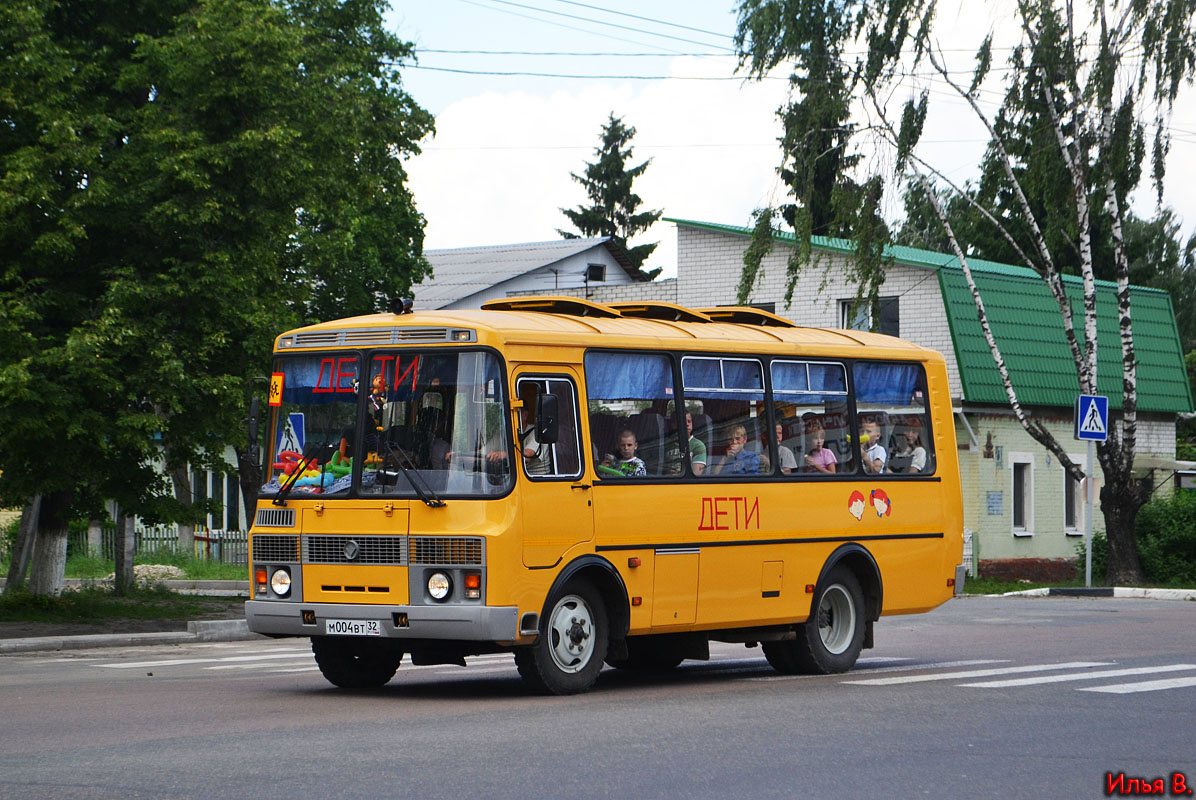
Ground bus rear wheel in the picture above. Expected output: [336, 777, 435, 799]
[311, 637, 403, 688]
[763, 566, 865, 675]
[515, 579, 608, 695]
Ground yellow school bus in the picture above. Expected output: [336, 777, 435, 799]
[245, 297, 965, 694]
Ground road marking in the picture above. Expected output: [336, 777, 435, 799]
[842, 661, 1113, 686]
[100, 652, 326, 669]
[742, 660, 1008, 683]
[960, 664, 1196, 688]
[1079, 675, 1196, 694]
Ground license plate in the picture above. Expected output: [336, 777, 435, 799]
[325, 619, 382, 636]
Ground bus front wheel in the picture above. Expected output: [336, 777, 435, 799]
[515, 579, 608, 695]
[763, 566, 865, 675]
[311, 636, 403, 689]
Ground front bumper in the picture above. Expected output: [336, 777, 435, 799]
[245, 600, 520, 641]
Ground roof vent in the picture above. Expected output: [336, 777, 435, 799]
[481, 296, 623, 318]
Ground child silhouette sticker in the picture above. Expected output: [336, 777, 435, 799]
[848, 490, 866, 520]
[870, 488, 891, 517]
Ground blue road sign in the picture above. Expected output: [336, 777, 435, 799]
[1075, 395, 1109, 442]
[276, 412, 305, 454]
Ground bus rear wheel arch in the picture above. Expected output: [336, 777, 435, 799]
[763, 565, 866, 675]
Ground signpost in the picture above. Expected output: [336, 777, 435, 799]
[1074, 395, 1108, 587]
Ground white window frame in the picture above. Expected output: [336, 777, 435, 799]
[1063, 452, 1086, 537]
[1010, 452, 1034, 537]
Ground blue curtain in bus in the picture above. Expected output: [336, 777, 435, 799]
[278, 356, 359, 405]
[853, 362, 920, 404]
[585, 352, 674, 399]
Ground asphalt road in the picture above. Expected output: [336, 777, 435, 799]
[0, 595, 1193, 799]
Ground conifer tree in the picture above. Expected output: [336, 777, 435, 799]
[559, 113, 662, 279]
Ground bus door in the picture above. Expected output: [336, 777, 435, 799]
[514, 371, 593, 568]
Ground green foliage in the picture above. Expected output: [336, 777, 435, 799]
[1134, 492, 1196, 586]
[0, 585, 242, 623]
[0, 0, 432, 530]
[1074, 532, 1109, 586]
[558, 113, 663, 277]
[733, 0, 930, 309]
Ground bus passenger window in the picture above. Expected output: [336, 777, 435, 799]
[771, 360, 852, 475]
[682, 357, 768, 477]
[516, 377, 582, 480]
[853, 361, 934, 475]
[584, 352, 678, 479]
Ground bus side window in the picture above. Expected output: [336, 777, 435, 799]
[852, 361, 934, 476]
[584, 351, 679, 480]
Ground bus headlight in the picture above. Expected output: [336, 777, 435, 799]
[427, 572, 452, 601]
[270, 568, 292, 597]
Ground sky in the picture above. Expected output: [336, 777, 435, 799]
[387, 1, 1196, 280]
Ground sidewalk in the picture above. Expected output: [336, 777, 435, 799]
[0, 619, 264, 654]
[989, 587, 1196, 600]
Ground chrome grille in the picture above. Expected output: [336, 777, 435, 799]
[410, 536, 483, 565]
[252, 535, 300, 563]
[304, 535, 406, 565]
[255, 508, 296, 528]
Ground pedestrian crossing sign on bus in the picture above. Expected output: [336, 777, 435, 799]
[1075, 394, 1109, 441]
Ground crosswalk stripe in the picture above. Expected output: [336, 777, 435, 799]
[842, 661, 1112, 686]
[100, 652, 324, 669]
[1079, 676, 1196, 694]
[960, 664, 1196, 688]
[743, 660, 1008, 683]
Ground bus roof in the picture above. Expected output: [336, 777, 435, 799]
[274, 297, 941, 361]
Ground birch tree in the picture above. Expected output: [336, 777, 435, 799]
[736, 0, 1196, 584]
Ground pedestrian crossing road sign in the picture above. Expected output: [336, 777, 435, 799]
[1075, 394, 1109, 441]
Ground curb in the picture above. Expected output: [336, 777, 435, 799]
[0, 619, 264, 655]
[990, 587, 1196, 600]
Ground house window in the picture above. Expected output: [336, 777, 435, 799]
[586, 263, 606, 282]
[1063, 455, 1084, 536]
[1011, 453, 1034, 536]
[840, 297, 899, 337]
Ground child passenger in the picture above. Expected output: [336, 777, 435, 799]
[603, 429, 647, 477]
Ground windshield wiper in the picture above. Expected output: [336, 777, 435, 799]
[272, 439, 334, 506]
[379, 440, 446, 508]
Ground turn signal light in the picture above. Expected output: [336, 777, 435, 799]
[256, 570, 267, 584]
[627, 557, 641, 568]
[805, 584, 815, 594]
[947, 577, 956, 587]
[464, 574, 481, 589]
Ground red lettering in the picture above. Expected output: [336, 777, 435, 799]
[394, 355, 420, 391]
[745, 497, 760, 529]
[313, 358, 336, 393]
[1173, 772, 1191, 795]
[1150, 778, 1164, 794]
[373, 355, 395, 388]
[698, 498, 715, 531]
[713, 497, 728, 530]
[730, 497, 742, 528]
[335, 357, 356, 392]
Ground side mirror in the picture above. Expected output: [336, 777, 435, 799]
[535, 393, 559, 444]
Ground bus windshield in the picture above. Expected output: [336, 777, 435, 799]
[261, 350, 512, 499]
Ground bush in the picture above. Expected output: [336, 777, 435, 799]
[1134, 491, 1196, 586]
[1073, 531, 1108, 584]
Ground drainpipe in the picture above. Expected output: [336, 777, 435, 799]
[954, 407, 979, 449]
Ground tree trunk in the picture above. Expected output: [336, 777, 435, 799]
[1100, 476, 1147, 586]
[4, 496, 41, 594]
[170, 465, 195, 553]
[114, 512, 136, 596]
[236, 445, 260, 531]
[27, 490, 71, 597]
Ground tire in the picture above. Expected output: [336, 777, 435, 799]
[515, 579, 608, 695]
[311, 636, 403, 689]
[606, 637, 685, 672]
[762, 565, 865, 675]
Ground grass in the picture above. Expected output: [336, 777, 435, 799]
[962, 577, 1055, 595]
[0, 585, 244, 624]
[1, 552, 247, 581]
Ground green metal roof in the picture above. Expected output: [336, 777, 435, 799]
[667, 218, 1194, 413]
